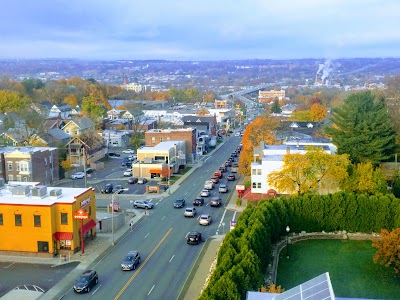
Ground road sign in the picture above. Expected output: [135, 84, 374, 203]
[109, 201, 120, 212]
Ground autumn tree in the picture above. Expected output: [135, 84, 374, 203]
[310, 103, 327, 121]
[0, 90, 28, 113]
[325, 91, 396, 164]
[81, 95, 106, 122]
[372, 228, 400, 274]
[343, 162, 387, 194]
[260, 283, 284, 293]
[268, 147, 350, 195]
[63, 94, 78, 107]
[238, 114, 279, 176]
[289, 110, 313, 121]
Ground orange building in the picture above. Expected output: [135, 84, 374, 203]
[0, 182, 96, 257]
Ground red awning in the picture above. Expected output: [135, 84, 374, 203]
[80, 219, 97, 235]
[53, 232, 73, 241]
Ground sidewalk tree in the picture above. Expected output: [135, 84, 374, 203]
[325, 91, 396, 164]
[238, 114, 278, 176]
[268, 147, 350, 195]
[372, 228, 400, 273]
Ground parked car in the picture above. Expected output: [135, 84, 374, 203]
[210, 196, 222, 207]
[128, 154, 137, 161]
[121, 159, 132, 167]
[101, 183, 113, 194]
[186, 231, 202, 245]
[122, 149, 135, 154]
[127, 177, 138, 184]
[123, 169, 132, 177]
[184, 207, 197, 217]
[235, 132, 241, 137]
[174, 198, 185, 208]
[73, 270, 98, 293]
[193, 196, 205, 206]
[108, 152, 121, 157]
[71, 172, 85, 179]
[137, 178, 148, 184]
[224, 161, 232, 167]
[219, 183, 228, 193]
[133, 200, 154, 209]
[120, 250, 141, 271]
[227, 174, 236, 181]
[199, 214, 212, 226]
[113, 185, 125, 194]
[86, 168, 95, 174]
[200, 189, 210, 197]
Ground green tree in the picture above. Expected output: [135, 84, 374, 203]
[325, 91, 396, 164]
[270, 100, 281, 114]
[81, 95, 106, 122]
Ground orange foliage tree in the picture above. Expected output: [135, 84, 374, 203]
[238, 115, 278, 176]
[310, 103, 327, 121]
[64, 94, 78, 107]
[372, 228, 400, 273]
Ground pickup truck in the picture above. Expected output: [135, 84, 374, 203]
[204, 180, 214, 190]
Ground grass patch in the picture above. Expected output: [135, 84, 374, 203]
[179, 166, 192, 175]
[276, 239, 400, 299]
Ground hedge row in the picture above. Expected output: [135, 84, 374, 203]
[198, 192, 400, 300]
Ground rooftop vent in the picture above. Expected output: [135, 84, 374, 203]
[32, 185, 47, 198]
[10, 185, 30, 196]
[50, 189, 62, 198]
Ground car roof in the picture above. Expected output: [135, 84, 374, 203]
[127, 250, 138, 255]
[189, 231, 200, 234]
[82, 270, 95, 275]
[200, 214, 210, 218]
[185, 207, 195, 210]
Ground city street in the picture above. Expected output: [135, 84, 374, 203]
[58, 136, 242, 299]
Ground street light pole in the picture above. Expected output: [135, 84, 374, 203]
[286, 225, 290, 259]
[111, 190, 120, 246]
[168, 149, 171, 195]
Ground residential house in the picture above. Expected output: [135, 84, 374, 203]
[107, 109, 126, 120]
[182, 115, 218, 136]
[31, 101, 53, 116]
[66, 135, 105, 167]
[145, 128, 197, 162]
[49, 104, 72, 119]
[100, 130, 130, 148]
[62, 118, 95, 138]
[0, 146, 59, 184]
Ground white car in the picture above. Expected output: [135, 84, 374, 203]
[71, 172, 85, 179]
[128, 154, 137, 161]
[123, 149, 135, 154]
[184, 207, 197, 217]
[199, 214, 212, 226]
[234, 132, 241, 137]
[200, 189, 210, 197]
[123, 169, 132, 177]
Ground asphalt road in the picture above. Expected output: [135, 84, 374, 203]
[0, 261, 79, 298]
[60, 136, 242, 299]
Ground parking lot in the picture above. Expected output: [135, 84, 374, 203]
[55, 152, 163, 195]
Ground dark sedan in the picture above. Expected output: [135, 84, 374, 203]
[193, 197, 205, 206]
[174, 198, 185, 208]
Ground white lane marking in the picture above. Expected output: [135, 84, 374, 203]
[92, 284, 101, 295]
[185, 192, 188, 195]
[144, 233, 150, 239]
[4, 262, 14, 268]
[232, 211, 237, 221]
[148, 285, 155, 295]
[169, 255, 175, 262]
[215, 208, 228, 235]
[161, 216, 166, 220]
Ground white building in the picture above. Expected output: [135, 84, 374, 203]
[120, 83, 149, 93]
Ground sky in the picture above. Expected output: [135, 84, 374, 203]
[1, 0, 400, 61]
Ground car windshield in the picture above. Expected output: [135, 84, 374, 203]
[176, 199, 184, 203]
[185, 208, 193, 212]
[201, 216, 208, 219]
[143, 201, 150, 204]
[76, 276, 89, 284]
[123, 256, 134, 262]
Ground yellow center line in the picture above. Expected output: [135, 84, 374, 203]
[114, 228, 173, 300]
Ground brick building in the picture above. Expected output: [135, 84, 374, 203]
[144, 128, 197, 162]
[258, 90, 286, 104]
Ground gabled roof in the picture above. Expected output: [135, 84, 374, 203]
[52, 103, 72, 112]
[47, 128, 71, 141]
[62, 117, 95, 131]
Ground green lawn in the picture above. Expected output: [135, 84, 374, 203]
[276, 239, 400, 299]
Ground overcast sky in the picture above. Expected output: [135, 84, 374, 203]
[1, 0, 399, 61]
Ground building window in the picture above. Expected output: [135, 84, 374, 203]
[8, 175, 13, 181]
[7, 162, 12, 171]
[252, 182, 261, 189]
[151, 137, 155, 145]
[160, 137, 163, 142]
[253, 182, 257, 188]
[61, 213, 68, 225]
[15, 214, 22, 226]
[20, 162, 29, 172]
[252, 169, 256, 175]
[16, 162, 20, 171]
[0, 213, 3, 225]
[34, 215, 41, 227]
[257, 169, 262, 175]
[16, 175, 22, 181]
[257, 182, 261, 188]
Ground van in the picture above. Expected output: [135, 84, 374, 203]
[204, 180, 214, 190]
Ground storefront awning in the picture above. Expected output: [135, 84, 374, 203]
[53, 232, 73, 241]
[149, 169, 162, 174]
[79, 219, 97, 235]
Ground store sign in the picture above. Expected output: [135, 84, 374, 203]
[236, 184, 245, 191]
[81, 197, 91, 209]
[74, 210, 89, 220]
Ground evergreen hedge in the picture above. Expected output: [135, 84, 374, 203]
[198, 192, 400, 300]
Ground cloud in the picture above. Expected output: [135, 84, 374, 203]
[1, 0, 400, 59]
